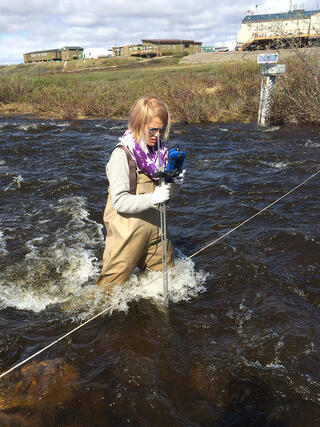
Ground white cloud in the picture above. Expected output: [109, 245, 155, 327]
[0, 0, 317, 64]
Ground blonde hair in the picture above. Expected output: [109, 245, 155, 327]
[128, 94, 171, 143]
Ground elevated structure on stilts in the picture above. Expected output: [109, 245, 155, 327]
[237, 8, 320, 51]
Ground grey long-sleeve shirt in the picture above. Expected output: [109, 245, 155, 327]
[106, 145, 180, 214]
[106, 146, 154, 214]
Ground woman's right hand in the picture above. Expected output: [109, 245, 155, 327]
[151, 185, 170, 205]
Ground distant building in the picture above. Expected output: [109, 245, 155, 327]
[23, 49, 61, 64]
[226, 40, 237, 51]
[141, 39, 202, 56]
[61, 46, 83, 61]
[214, 46, 229, 52]
[83, 47, 113, 59]
[202, 46, 216, 52]
[112, 39, 202, 57]
[237, 9, 320, 50]
[23, 46, 83, 63]
[112, 44, 137, 57]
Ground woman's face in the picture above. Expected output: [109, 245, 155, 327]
[145, 116, 164, 147]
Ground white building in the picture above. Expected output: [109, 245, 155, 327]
[237, 9, 320, 50]
[83, 47, 113, 59]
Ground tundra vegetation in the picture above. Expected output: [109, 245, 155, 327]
[0, 49, 319, 125]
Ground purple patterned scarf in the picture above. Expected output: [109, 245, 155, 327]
[118, 130, 167, 180]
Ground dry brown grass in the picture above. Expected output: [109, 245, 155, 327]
[272, 50, 320, 125]
[0, 53, 319, 125]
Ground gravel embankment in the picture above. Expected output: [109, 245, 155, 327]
[179, 47, 319, 65]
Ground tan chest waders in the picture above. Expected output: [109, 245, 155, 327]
[96, 147, 173, 287]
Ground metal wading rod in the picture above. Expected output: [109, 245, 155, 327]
[157, 135, 169, 305]
[162, 203, 169, 305]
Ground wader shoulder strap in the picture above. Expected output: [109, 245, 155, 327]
[116, 145, 137, 195]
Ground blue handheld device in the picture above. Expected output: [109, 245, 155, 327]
[166, 147, 185, 178]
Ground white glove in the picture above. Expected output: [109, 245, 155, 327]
[151, 184, 170, 205]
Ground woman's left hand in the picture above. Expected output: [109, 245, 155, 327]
[168, 170, 185, 198]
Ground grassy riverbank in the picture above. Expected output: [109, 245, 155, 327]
[0, 51, 319, 125]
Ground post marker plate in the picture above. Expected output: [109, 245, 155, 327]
[257, 54, 279, 64]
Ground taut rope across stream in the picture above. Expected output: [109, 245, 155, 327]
[1, 167, 319, 380]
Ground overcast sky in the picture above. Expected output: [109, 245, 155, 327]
[0, 0, 318, 64]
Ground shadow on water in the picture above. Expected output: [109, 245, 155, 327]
[0, 118, 320, 425]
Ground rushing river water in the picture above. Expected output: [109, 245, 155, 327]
[0, 117, 319, 426]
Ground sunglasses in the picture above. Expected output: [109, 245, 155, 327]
[148, 127, 164, 135]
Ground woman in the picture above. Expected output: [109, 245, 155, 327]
[97, 94, 181, 286]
